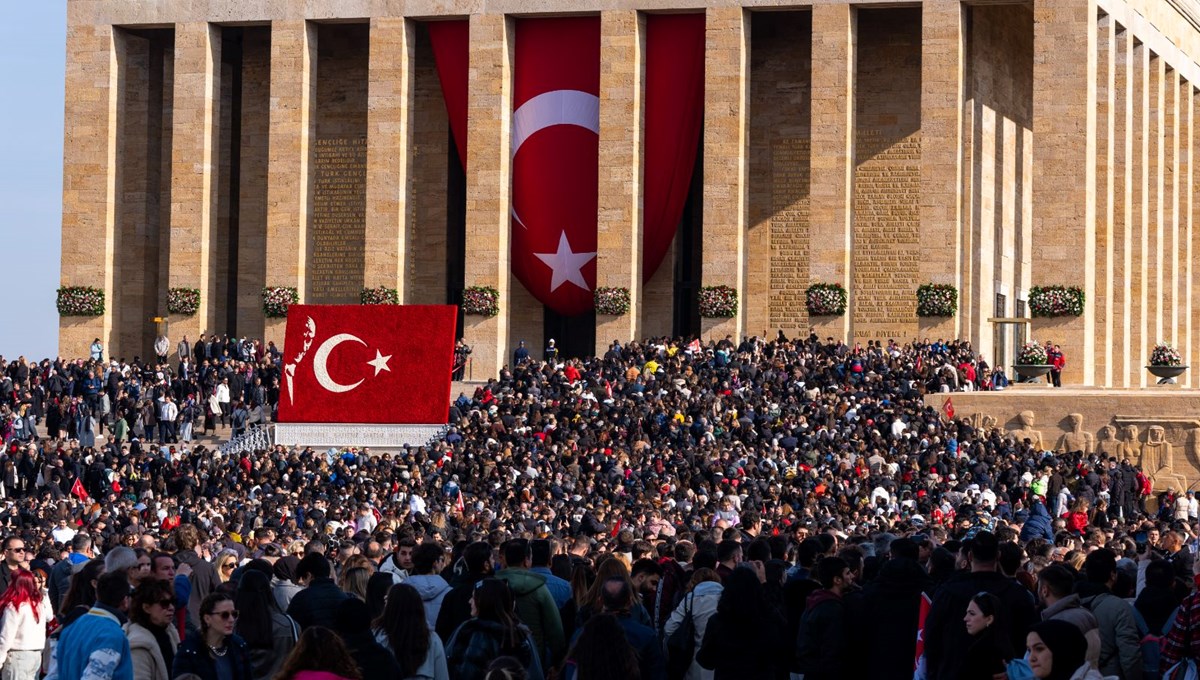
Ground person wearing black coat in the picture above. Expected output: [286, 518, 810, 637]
[435, 541, 492, 644]
[286, 554, 349, 630]
[847, 548, 933, 679]
[333, 597, 402, 680]
[697, 566, 786, 680]
[922, 532, 1037, 680]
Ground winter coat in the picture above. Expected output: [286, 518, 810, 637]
[172, 632, 253, 680]
[1020, 501, 1057, 543]
[695, 601, 785, 680]
[924, 570, 1038, 680]
[1077, 582, 1144, 680]
[175, 549, 220, 631]
[0, 595, 51, 664]
[662, 581, 722, 680]
[961, 626, 1011, 680]
[286, 578, 348, 631]
[271, 577, 302, 612]
[339, 630, 401, 680]
[850, 557, 933, 680]
[445, 618, 544, 680]
[494, 568, 565, 667]
[1042, 594, 1102, 669]
[435, 573, 485, 645]
[244, 608, 297, 680]
[405, 574, 452, 631]
[123, 622, 179, 680]
[796, 589, 847, 680]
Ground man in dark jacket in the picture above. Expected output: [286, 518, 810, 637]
[287, 553, 349, 630]
[436, 541, 493, 643]
[1078, 549, 1144, 679]
[850, 540, 933, 679]
[173, 524, 220, 631]
[796, 557, 850, 680]
[923, 531, 1037, 680]
[0, 536, 25, 596]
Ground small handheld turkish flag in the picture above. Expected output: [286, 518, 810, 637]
[941, 397, 956, 422]
[71, 478, 88, 502]
[277, 305, 457, 424]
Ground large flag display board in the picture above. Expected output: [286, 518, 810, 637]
[276, 305, 456, 424]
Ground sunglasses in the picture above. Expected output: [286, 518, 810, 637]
[156, 599, 175, 608]
[209, 610, 239, 620]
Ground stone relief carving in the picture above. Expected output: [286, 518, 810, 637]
[1095, 425, 1127, 462]
[1008, 410, 1044, 449]
[1056, 413, 1094, 454]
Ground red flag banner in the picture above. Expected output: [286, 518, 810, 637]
[276, 305, 457, 424]
[426, 20, 470, 170]
[914, 591, 932, 669]
[71, 478, 88, 502]
[642, 14, 705, 283]
[511, 17, 601, 316]
[941, 397, 956, 422]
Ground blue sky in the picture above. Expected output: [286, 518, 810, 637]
[0, 2, 65, 360]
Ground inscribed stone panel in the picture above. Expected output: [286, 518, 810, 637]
[309, 136, 367, 303]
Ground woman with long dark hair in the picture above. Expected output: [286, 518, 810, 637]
[233, 569, 297, 680]
[562, 614, 640, 680]
[364, 573, 393, 622]
[0, 569, 50, 680]
[172, 593, 253, 680]
[445, 579, 543, 680]
[962, 592, 1014, 680]
[371, 583, 448, 680]
[123, 578, 178, 680]
[274, 626, 362, 680]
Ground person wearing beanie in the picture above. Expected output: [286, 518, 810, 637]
[1026, 619, 1106, 680]
[332, 598, 401, 680]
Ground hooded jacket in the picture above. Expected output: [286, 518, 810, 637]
[436, 572, 487, 644]
[1042, 594, 1102, 669]
[663, 581, 723, 680]
[796, 589, 846, 680]
[1077, 581, 1143, 680]
[494, 568, 565, 667]
[445, 618, 544, 680]
[123, 622, 179, 680]
[1020, 501, 1056, 543]
[406, 574, 452, 631]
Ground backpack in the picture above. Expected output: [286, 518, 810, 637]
[665, 593, 696, 680]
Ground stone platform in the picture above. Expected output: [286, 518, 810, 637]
[924, 388, 1200, 491]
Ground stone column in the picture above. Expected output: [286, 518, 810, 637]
[700, 7, 749, 342]
[1096, 14, 1115, 387]
[1114, 27, 1132, 387]
[167, 23, 222, 350]
[463, 14, 513, 379]
[60, 24, 121, 360]
[264, 21, 317, 350]
[919, 0, 964, 341]
[1166, 67, 1180, 348]
[809, 5, 855, 341]
[1031, 0, 1097, 385]
[364, 18, 414, 299]
[595, 10, 644, 356]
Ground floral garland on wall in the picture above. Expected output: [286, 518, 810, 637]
[1016, 341, 1049, 365]
[167, 288, 201, 316]
[262, 286, 299, 318]
[805, 283, 848, 316]
[1150, 343, 1183, 367]
[594, 287, 631, 316]
[462, 286, 500, 317]
[1028, 285, 1085, 317]
[56, 286, 105, 316]
[916, 284, 958, 317]
[698, 286, 738, 318]
[360, 286, 400, 305]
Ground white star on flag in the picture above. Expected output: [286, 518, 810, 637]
[367, 349, 392, 376]
[534, 231, 596, 292]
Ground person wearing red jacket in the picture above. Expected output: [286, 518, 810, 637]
[1063, 497, 1090, 535]
[1048, 344, 1066, 387]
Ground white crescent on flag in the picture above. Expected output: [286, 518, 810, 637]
[313, 334, 367, 393]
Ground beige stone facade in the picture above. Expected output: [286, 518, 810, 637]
[60, 0, 1200, 386]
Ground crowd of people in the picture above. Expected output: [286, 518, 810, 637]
[0, 331, 1190, 680]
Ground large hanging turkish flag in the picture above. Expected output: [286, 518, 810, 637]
[427, 16, 703, 308]
[511, 17, 600, 316]
[276, 305, 457, 424]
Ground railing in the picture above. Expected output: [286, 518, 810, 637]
[219, 424, 274, 456]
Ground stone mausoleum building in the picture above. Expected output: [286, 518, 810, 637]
[60, 0, 1200, 387]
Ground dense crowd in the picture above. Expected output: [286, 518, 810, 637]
[0, 332, 1192, 680]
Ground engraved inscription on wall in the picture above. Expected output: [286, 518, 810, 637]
[770, 136, 811, 330]
[852, 129, 921, 338]
[310, 136, 366, 304]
